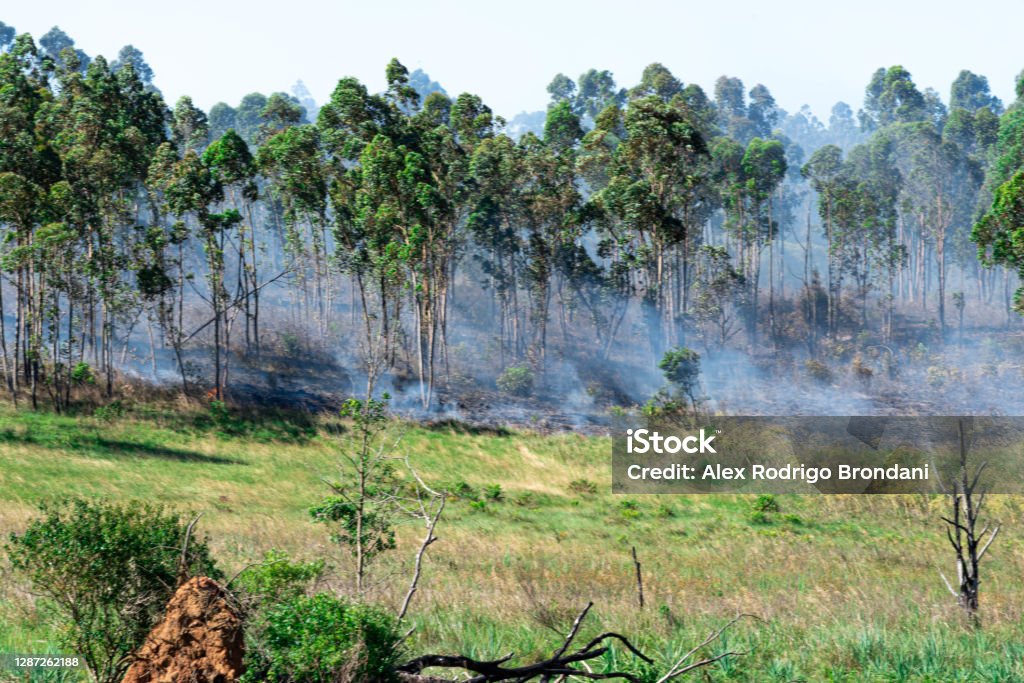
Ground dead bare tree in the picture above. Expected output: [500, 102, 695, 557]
[396, 603, 750, 682]
[939, 419, 1000, 626]
[396, 457, 447, 622]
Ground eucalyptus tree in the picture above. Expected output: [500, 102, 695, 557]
[828, 102, 864, 150]
[0, 34, 54, 402]
[747, 84, 780, 138]
[172, 96, 209, 153]
[468, 132, 528, 365]
[143, 145, 193, 394]
[629, 63, 682, 102]
[204, 129, 260, 354]
[714, 76, 758, 142]
[111, 45, 155, 90]
[859, 66, 927, 133]
[151, 147, 237, 399]
[235, 92, 269, 145]
[257, 124, 329, 336]
[208, 102, 238, 140]
[44, 54, 166, 397]
[318, 73, 396, 388]
[409, 89, 493, 403]
[38, 27, 82, 70]
[801, 145, 844, 335]
[890, 122, 981, 333]
[518, 103, 584, 372]
[546, 73, 576, 106]
[950, 70, 1003, 114]
[972, 77, 1024, 314]
[739, 137, 787, 344]
[843, 133, 903, 338]
[575, 69, 623, 121]
[585, 91, 710, 355]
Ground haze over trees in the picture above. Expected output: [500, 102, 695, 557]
[0, 21, 1021, 414]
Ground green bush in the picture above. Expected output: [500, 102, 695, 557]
[483, 483, 504, 501]
[235, 549, 324, 610]
[747, 509, 772, 525]
[71, 361, 95, 385]
[5, 499, 219, 683]
[618, 499, 640, 519]
[658, 347, 701, 394]
[496, 365, 534, 397]
[450, 481, 476, 500]
[242, 594, 401, 683]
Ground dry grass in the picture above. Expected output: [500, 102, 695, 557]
[1, 405, 1023, 680]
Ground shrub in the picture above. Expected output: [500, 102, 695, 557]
[747, 510, 772, 525]
[71, 361, 95, 385]
[658, 347, 701, 393]
[6, 499, 219, 683]
[496, 365, 534, 397]
[234, 549, 325, 610]
[618, 499, 640, 519]
[483, 484, 504, 501]
[753, 494, 780, 514]
[242, 594, 401, 683]
[656, 347, 703, 412]
[451, 481, 476, 500]
[208, 399, 232, 430]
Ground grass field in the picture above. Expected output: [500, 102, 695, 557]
[1, 404, 1023, 681]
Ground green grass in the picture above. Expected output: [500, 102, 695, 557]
[1, 403, 1023, 681]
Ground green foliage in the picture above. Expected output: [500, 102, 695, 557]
[973, 170, 1024, 312]
[618, 499, 640, 519]
[450, 481, 477, 500]
[241, 594, 401, 683]
[496, 365, 535, 397]
[208, 399, 231, 429]
[309, 495, 396, 561]
[658, 347, 701, 390]
[753, 494, 780, 514]
[70, 362, 95, 386]
[483, 483, 504, 501]
[313, 394, 399, 592]
[234, 549, 324, 609]
[5, 499, 218, 683]
[651, 347, 702, 414]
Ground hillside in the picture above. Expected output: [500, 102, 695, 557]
[1, 405, 1023, 681]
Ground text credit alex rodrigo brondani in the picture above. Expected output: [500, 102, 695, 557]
[611, 417, 1024, 494]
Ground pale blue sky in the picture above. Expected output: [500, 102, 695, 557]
[3, 0, 1021, 122]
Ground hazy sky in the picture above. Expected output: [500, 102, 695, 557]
[3, 0, 1021, 122]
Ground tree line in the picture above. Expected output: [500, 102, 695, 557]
[1, 21, 1022, 410]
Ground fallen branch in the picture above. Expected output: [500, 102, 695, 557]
[396, 603, 750, 682]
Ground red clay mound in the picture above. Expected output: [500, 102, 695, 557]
[121, 576, 244, 683]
